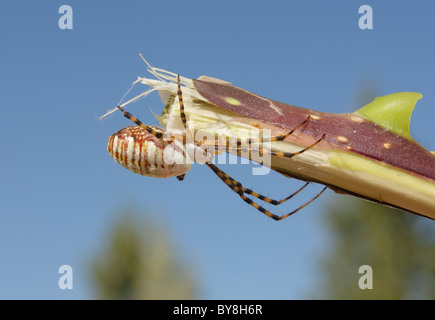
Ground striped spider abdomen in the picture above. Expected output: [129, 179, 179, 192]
[108, 125, 192, 178]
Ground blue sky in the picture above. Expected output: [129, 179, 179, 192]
[1, 1, 434, 299]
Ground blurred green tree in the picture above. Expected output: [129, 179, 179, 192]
[318, 197, 435, 299]
[90, 210, 198, 299]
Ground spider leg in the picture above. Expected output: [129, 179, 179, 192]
[268, 133, 326, 158]
[240, 115, 312, 145]
[206, 161, 309, 205]
[117, 106, 166, 139]
[197, 116, 322, 157]
[177, 75, 188, 131]
[222, 133, 326, 160]
[206, 162, 326, 220]
[242, 182, 309, 205]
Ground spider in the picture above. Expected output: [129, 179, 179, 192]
[108, 75, 327, 220]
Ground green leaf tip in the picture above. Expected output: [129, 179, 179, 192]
[354, 92, 423, 141]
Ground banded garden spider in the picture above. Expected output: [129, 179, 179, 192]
[108, 76, 327, 220]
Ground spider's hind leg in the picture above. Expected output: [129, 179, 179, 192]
[206, 162, 326, 221]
